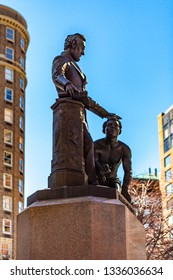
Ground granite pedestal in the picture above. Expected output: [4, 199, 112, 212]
[17, 186, 146, 260]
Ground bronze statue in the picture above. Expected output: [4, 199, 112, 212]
[94, 118, 132, 202]
[52, 33, 120, 184]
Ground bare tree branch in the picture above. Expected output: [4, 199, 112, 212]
[129, 178, 173, 260]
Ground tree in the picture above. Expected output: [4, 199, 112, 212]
[129, 178, 173, 260]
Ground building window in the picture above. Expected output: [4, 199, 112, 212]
[171, 134, 173, 149]
[19, 116, 24, 130]
[20, 38, 25, 49]
[19, 158, 24, 173]
[164, 138, 170, 153]
[19, 57, 24, 69]
[164, 155, 171, 168]
[3, 196, 12, 212]
[164, 124, 169, 139]
[166, 183, 173, 195]
[6, 27, 14, 41]
[20, 96, 24, 110]
[167, 199, 173, 210]
[2, 219, 12, 235]
[5, 88, 13, 102]
[4, 151, 12, 167]
[0, 238, 12, 260]
[5, 47, 14, 60]
[165, 169, 172, 181]
[5, 67, 13, 82]
[18, 201, 23, 213]
[19, 137, 24, 151]
[4, 108, 13, 124]
[168, 215, 173, 226]
[20, 77, 24, 89]
[4, 129, 13, 145]
[170, 119, 173, 134]
[3, 174, 12, 189]
[18, 179, 23, 194]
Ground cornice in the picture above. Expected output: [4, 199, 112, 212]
[0, 14, 30, 50]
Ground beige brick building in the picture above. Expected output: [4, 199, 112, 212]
[158, 105, 173, 232]
[0, 4, 29, 259]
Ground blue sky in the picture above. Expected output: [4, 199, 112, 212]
[1, 0, 173, 200]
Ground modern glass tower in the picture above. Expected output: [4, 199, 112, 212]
[0, 4, 29, 259]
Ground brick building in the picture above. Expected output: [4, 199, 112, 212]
[0, 4, 29, 259]
[158, 105, 173, 230]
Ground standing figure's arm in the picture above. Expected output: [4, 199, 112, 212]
[88, 97, 121, 119]
[52, 56, 70, 91]
[52, 56, 79, 94]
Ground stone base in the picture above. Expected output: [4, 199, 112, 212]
[17, 194, 146, 260]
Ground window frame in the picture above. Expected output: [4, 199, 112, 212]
[4, 129, 13, 145]
[0, 238, 12, 259]
[18, 179, 23, 194]
[19, 57, 24, 69]
[165, 169, 172, 182]
[3, 196, 12, 212]
[167, 198, 173, 210]
[5, 47, 14, 61]
[6, 27, 14, 41]
[5, 67, 13, 82]
[20, 77, 24, 90]
[19, 96, 24, 110]
[164, 154, 171, 168]
[5, 87, 13, 103]
[166, 183, 173, 196]
[19, 116, 24, 130]
[3, 173, 12, 189]
[20, 37, 25, 50]
[164, 138, 170, 153]
[19, 158, 24, 173]
[4, 108, 13, 124]
[19, 136, 24, 152]
[18, 201, 24, 213]
[164, 124, 169, 139]
[4, 151, 13, 167]
[2, 219, 12, 235]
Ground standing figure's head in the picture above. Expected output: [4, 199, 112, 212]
[64, 33, 86, 62]
[102, 118, 122, 137]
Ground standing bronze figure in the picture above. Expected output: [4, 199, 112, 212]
[94, 118, 132, 202]
[52, 33, 120, 184]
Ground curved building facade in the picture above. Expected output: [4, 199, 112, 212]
[0, 4, 29, 259]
